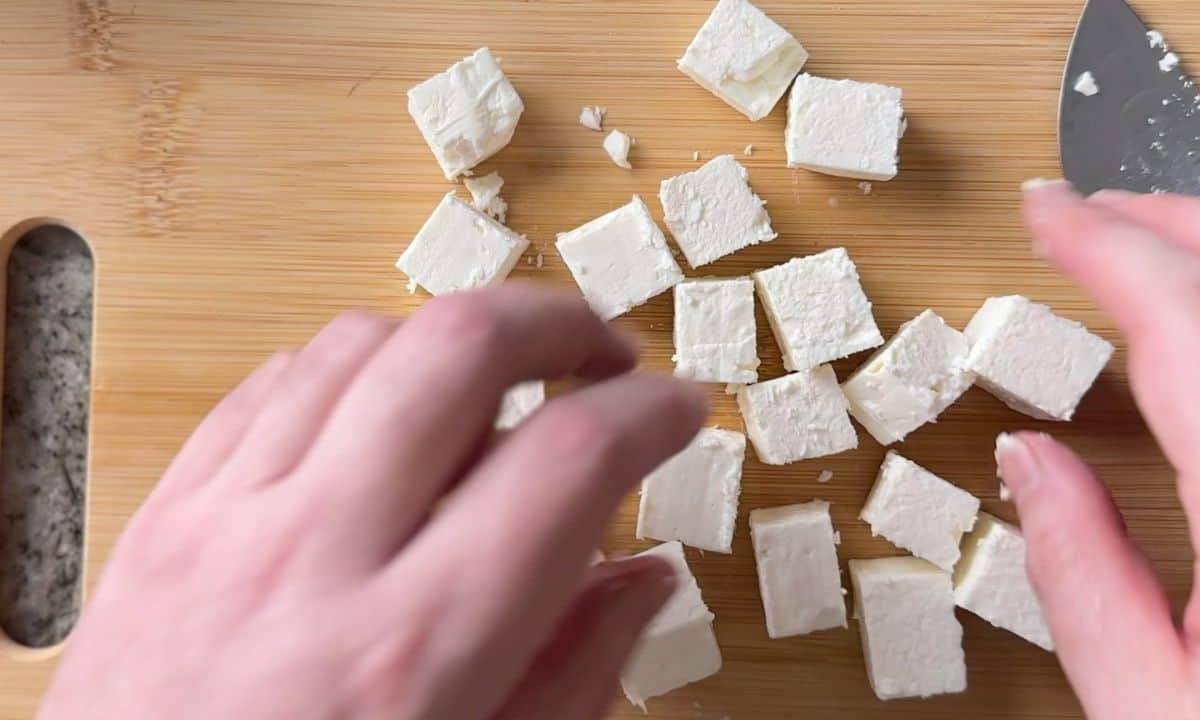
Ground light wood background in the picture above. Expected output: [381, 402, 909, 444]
[0, 0, 1196, 717]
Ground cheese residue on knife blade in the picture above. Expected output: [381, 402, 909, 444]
[1073, 71, 1099, 97]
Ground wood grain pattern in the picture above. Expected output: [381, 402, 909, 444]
[0, 1, 1195, 717]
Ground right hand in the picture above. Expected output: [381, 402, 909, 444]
[998, 182, 1200, 719]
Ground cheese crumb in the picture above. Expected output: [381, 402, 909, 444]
[579, 105, 606, 131]
[1160, 52, 1180, 73]
[744, 144, 754, 157]
[1073, 71, 1099, 96]
[817, 469, 834, 484]
[536, 252, 543, 268]
[463, 171, 508, 224]
[1148, 30, 1167, 50]
[858, 181, 873, 195]
[604, 129, 634, 169]
[495, 381, 545, 429]
[693, 150, 702, 161]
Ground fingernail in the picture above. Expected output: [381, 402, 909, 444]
[1089, 188, 1141, 204]
[995, 432, 1043, 496]
[1021, 177, 1073, 194]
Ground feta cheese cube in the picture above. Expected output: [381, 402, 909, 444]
[556, 196, 684, 320]
[677, 0, 809, 121]
[673, 278, 760, 384]
[395, 192, 529, 296]
[842, 309, 975, 446]
[737, 365, 858, 465]
[407, 47, 524, 180]
[964, 295, 1114, 421]
[495, 381, 545, 429]
[463, 171, 508, 224]
[659, 154, 777, 268]
[621, 541, 722, 707]
[603, 129, 633, 169]
[849, 557, 967, 700]
[786, 74, 905, 181]
[753, 248, 883, 372]
[637, 428, 746, 553]
[954, 512, 1054, 651]
[750, 500, 847, 638]
[859, 452, 980, 572]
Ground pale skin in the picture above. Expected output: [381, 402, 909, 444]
[34, 183, 1200, 719]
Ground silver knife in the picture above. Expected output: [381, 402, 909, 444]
[1060, 0, 1200, 196]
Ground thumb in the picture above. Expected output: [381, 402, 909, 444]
[491, 556, 677, 720]
[996, 432, 1183, 720]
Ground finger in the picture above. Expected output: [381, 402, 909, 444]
[491, 557, 676, 720]
[380, 373, 706, 717]
[153, 350, 292, 501]
[996, 432, 1184, 718]
[1022, 181, 1200, 482]
[214, 310, 398, 490]
[288, 285, 637, 573]
[1088, 189, 1200, 255]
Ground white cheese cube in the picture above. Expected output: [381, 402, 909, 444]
[395, 192, 529, 296]
[786, 74, 904, 181]
[621, 541, 722, 708]
[964, 295, 1114, 421]
[556, 196, 684, 320]
[849, 557, 967, 700]
[637, 428, 746, 553]
[407, 47, 524, 180]
[842, 309, 975, 446]
[677, 0, 809, 121]
[659, 154, 777, 268]
[495, 381, 545, 430]
[860, 452, 980, 572]
[750, 500, 847, 638]
[673, 278, 760, 384]
[954, 512, 1054, 651]
[753, 248, 883, 372]
[737, 366, 858, 465]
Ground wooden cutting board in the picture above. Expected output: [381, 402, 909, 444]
[0, 1, 1195, 717]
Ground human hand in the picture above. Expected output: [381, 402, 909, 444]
[37, 285, 707, 720]
[999, 183, 1200, 719]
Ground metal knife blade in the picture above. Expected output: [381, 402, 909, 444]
[1059, 0, 1200, 196]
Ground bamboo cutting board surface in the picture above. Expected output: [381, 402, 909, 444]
[0, 1, 1196, 717]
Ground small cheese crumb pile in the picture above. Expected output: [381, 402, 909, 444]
[1160, 52, 1180, 73]
[858, 181, 873, 195]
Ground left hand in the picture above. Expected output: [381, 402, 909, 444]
[38, 284, 707, 720]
